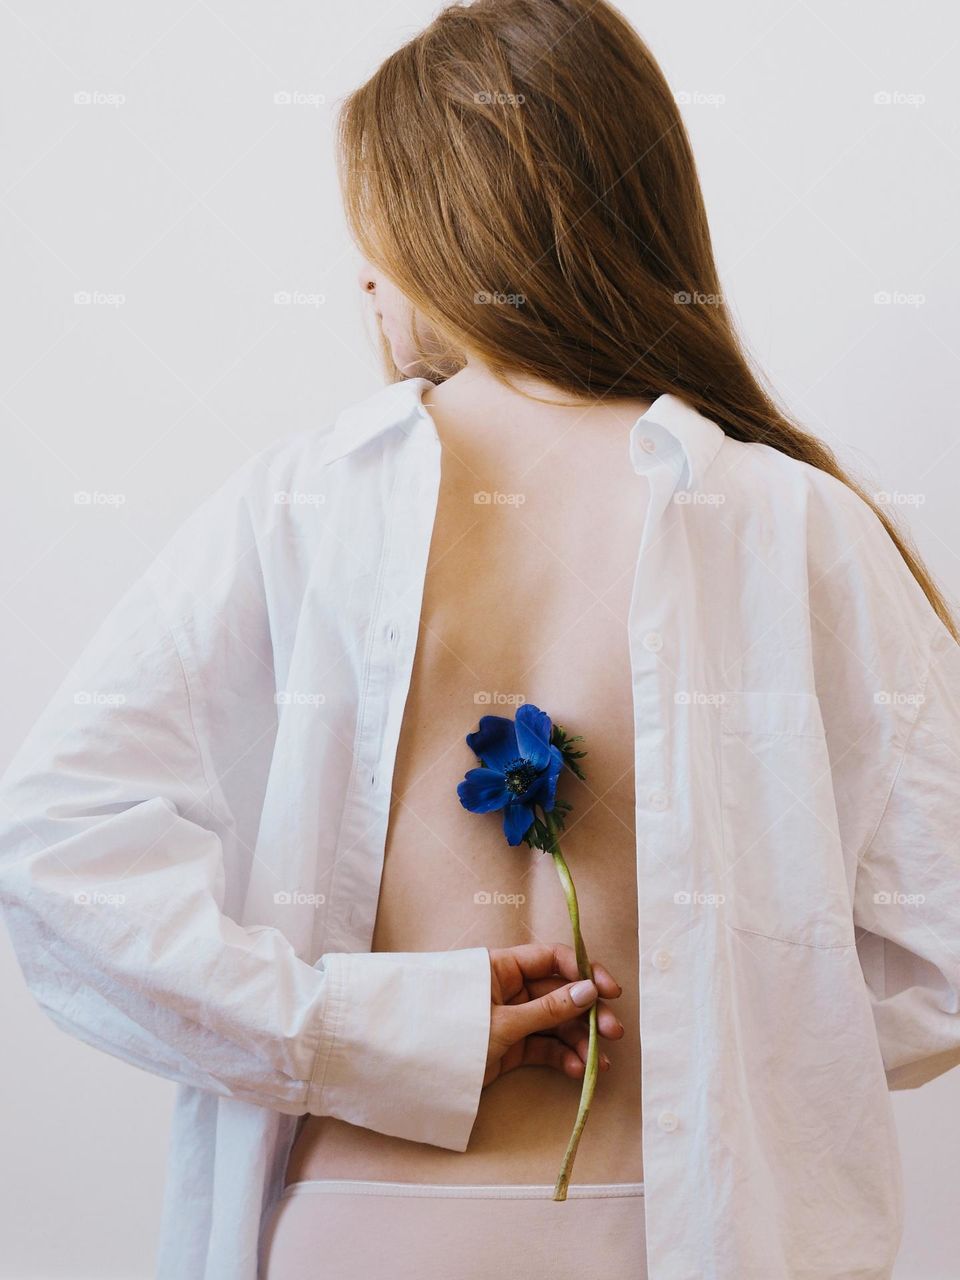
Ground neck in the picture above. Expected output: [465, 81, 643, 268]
[422, 360, 655, 434]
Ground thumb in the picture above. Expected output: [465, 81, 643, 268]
[503, 978, 598, 1042]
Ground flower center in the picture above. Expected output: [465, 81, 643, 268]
[503, 757, 539, 796]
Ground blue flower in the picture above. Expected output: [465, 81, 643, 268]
[457, 703, 565, 846]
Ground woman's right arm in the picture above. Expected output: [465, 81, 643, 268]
[0, 612, 618, 1150]
[0, 452, 621, 1153]
[0, 565, 490, 1149]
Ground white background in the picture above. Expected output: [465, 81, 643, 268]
[1, 1, 958, 1275]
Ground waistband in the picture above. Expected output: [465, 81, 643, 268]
[280, 1179, 644, 1200]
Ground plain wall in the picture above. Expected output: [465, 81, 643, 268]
[1, 1, 958, 1275]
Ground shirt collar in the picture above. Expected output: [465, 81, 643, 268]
[320, 378, 725, 494]
[629, 392, 726, 493]
[316, 378, 436, 465]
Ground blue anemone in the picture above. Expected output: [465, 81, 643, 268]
[457, 703, 565, 846]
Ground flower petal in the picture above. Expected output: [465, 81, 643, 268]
[465, 715, 518, 770]
[457, 768, 511, 813]
[514, 703, 553, 770]
[503, 800, 535, 846]
[528, 743, 565, 812]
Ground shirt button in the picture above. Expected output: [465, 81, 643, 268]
[642, 631, 662, 652]
[648, 789, 669, 811]
[657, 1110, 679, 1132]
[637, 435, 657, 455]
[652, 949, 673, 970]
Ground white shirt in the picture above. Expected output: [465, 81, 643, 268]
[1, 376, 958, 1279]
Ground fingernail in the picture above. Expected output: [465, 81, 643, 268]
[570, 979, 598, 1006]
[601, 1053, 611, 1068]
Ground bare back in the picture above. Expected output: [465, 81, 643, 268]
[285, 379, 652, 1186]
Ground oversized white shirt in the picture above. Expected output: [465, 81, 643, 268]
[1, 376, 959, 1280]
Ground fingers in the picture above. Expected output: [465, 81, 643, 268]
[590, 961, 622, 999]
[500, 976, 604, 1043]
[520, 1034, 583, 1078]
[493, 941, 624, 1000]
[524, 977, 625, 1039]
[492, 1016, 614, 1081]
[521, 1032, 612, 1077]
[546, 1021, 613, 1071]
[516, 1034, 610, 1079]
[546, 943, 622, 998]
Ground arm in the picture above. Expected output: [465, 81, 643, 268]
[853, 622, 960, 1090]
[0, 457, 491, 1151]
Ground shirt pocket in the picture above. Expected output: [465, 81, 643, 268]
[719, 690, 855, 948]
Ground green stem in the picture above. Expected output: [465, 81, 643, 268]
[544, 809, 599, 1202]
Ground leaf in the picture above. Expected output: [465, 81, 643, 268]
[522, 814, 553, 852]
[549, 723, 588, 781]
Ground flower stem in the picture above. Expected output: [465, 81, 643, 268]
[544, 809, 599, 1201]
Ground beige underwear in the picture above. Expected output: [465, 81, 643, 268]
[260, 1179, 647, 1279]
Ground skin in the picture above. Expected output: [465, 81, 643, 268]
[282, 260, 653, 1188]
[357, 263, 440, 379]
[484, 941, 624, 1086]
[356, 256, 645, 1087]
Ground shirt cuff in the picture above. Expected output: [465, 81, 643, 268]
[305, 946, 491, 1151]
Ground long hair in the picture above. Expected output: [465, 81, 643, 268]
[337, 0, 957, 639]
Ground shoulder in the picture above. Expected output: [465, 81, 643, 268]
[159, 380, 425, 541]
[139, 382, 426, 616]
[718, 434, 930, 584]
[714, 431, 873, 529]
[715, 431, 945, 663]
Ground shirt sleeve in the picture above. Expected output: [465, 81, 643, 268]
[0, 460, 490, 1151]
[853, 620, 960, 1090]
[309, 949, 491, 1150]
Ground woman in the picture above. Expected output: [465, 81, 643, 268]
[2, 1, 959, 1278]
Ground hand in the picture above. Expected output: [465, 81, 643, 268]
[483, 941, 625, 1088]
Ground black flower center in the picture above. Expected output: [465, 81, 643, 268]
[503, 757, 539, 796]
